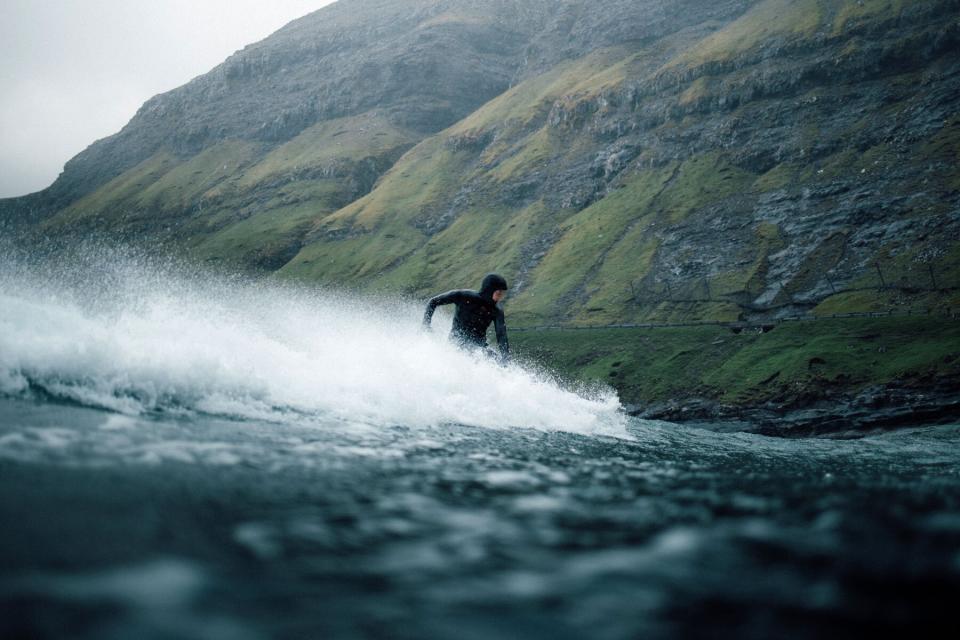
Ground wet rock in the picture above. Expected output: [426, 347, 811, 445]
[632, 376, 960, 439]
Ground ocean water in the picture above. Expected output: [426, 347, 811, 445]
[2, 251, 959, 639]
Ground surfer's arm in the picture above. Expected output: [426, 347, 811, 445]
[423, 290, 465, 327]
[494, 308, 510, 361]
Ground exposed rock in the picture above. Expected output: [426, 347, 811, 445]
[630, 376, 960, 438]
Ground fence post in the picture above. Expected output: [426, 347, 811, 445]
[874, 262, 887, 289]
[826, 274, 837, 294]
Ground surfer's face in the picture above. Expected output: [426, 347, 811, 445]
[492, 290, 506, 303]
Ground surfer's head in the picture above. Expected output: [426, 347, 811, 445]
[479, 273, 508, 301]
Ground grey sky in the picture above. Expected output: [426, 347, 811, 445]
[0, 0, 335, 198]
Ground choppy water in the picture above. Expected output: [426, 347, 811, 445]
[2, 251, 959, 639]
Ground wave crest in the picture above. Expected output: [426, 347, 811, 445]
[0, 251, 627, 438]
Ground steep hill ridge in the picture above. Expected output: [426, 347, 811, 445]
[3, 0, 959, 324]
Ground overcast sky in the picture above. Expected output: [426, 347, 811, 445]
[0, 0, 336, 198]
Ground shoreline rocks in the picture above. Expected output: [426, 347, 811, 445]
[629, 377, 960, 438]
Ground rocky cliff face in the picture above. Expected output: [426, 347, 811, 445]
[4, 0, 959, 323]
[34, 1, 558, 208]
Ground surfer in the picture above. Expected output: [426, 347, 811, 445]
[422, 273, 510, 363]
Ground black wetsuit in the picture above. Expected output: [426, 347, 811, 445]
[423, 274, 510, 360]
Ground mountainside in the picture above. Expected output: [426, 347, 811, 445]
[4, 0, 959, 325]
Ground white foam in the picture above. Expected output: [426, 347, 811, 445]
[0, 254, 628, 438]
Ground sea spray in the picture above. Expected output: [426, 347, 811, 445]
[0, 246, 627, 437]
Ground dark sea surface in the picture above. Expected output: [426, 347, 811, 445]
[2, 254, 959, 638]
[2, 397, 959, 640]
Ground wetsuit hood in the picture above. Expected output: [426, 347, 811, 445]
[478, 273, 508, 300]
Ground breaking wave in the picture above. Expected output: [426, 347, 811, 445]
[0, 247, 627, 438]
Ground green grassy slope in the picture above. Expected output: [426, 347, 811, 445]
[276, 46, 654, 292]
[39, 112, 418, 270]
[512, 316, 960, 409]
[275, 0, 959, 324]
[663, 0, 825, 71]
